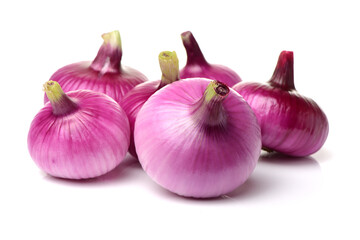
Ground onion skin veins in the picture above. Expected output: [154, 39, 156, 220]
[44, 30, 147, 104]
[135, 79, 261, 198]
[179, 31, 242, 87]
[29, 81, 130, 179]
[120, 51, 180, 158]
[232, 51, 329, 157]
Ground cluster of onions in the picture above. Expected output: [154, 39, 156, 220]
[30, 30, 147, 179]
[28, 30, 329, 198]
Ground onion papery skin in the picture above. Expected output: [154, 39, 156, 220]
[44, 30, 147, 104]
[179, 31, 242, 86]
[46, 62, 147, 104]
[29, 89, 130, 179]
[180, 64, 241, 87]
[134, 78, 261, 198]
[232, 51, 329, 157]
[120, 80, 161, 157]
[121, 50, 180, 158]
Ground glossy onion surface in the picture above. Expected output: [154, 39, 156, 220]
[232, 51, 329, 157]
[120, 80, 160, 157]
[135, 78, 261, 198]
[48, 62, 147, 104]
[121, 50, 180, 158]
[44, 30, 147, 104]
[179, 31, 241, 86]
[29, 90, 130, 179]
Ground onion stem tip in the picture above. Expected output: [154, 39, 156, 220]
[205, 81, 230, 102]
[101, 30, 122, 49]
[159, 51, 179, 86]
[43, 80, 64, 102]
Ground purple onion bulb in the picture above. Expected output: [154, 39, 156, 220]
[134, 79, 261, 198]
[44, 30, 147, 104]
[120, 51, 180, 158]
[232, 51, 329, 157]
[179, 31, 242, 86]
[29, 81, 130, 179]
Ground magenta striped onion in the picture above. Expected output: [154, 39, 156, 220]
[29, 81, 130, 179]
[232, 51, 329, 157]
[179, 31, 242, 86]
[134, 79, 261, 198]
[120, 51, 179, 158]
[44, 30, 147, 104]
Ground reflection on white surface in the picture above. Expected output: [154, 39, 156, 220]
[225, 151, 322, 203]
[152, 151, 323, 204]
[43, 151, 322, 205]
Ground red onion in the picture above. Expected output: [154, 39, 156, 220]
[232, 51, 329, 157]
[29, 81, 130, 179]
[44, 30, 147, 104]
[134, 79, 261, 198]
[120, 51, 180, 158]
[179, 31, 242, 86]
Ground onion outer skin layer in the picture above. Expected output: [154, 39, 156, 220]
[44, 30, 147, 104]
[120, 80, 161, 157]
[120, 51, 180, 158]
[232, 51, 329, 157]
[134, 78, 261, 198]
[29, 81, 130, 179]
[179, 31, 242, 87]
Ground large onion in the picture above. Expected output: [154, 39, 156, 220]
[134, 79, 261, 198]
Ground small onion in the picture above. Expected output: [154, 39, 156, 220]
[179, 31, 242, 86]
[44, 30, 147, 104]
[232, 51, 329, 157]
[29, 81, 130, 179]
[120, 51, 180, 158]
[135, 79, 261, 198]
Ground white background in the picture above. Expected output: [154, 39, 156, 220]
[0, 0, 359, 239]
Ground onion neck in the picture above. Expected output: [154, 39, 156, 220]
[181, 31, 208, 66]
[90, 30, 123, 74]
[268, 51, 296, 91]
[158, 51, 180, 89]
[44, 81, 78, 115]
[191, 81, 229, 127]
